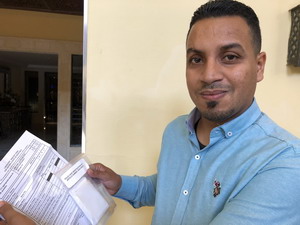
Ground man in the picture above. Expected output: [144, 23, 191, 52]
[3, 0, 300, 224]
[88, 0, 300, 224]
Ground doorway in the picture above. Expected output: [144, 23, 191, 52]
[0, 51, 58, 159]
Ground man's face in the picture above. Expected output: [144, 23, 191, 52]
[186, 16, 266, 123]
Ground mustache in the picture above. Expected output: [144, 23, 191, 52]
[200, 83, 230, 91]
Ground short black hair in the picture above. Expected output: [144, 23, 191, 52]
[188, 0, 261, 54]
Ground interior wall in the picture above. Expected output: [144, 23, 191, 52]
[85, 0, 300, 225]
[0, 8, 83, 42]
[253, 0, 300, 137]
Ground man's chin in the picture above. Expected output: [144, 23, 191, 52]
[201, 107, 235, 123]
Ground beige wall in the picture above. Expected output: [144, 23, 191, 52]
[85, 1, 300, 225]
[0, 8, 83, 42]
[253, 0, 300, 136]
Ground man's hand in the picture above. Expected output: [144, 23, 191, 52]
[0, 201, 36, 225]
[87, 163, 122, 195]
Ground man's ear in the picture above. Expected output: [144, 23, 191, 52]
[256, 52, 266, 82]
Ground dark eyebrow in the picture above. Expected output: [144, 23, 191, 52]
[186, 43, 245, 55]
[186, 48, 203, 55]
[220, 43, 245, 53]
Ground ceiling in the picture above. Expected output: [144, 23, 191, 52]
[0, 0, 83, 16]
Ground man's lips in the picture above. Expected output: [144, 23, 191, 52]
[200, 90, 227, 101]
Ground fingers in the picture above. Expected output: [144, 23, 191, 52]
[89, 163, 106, 172]
[87, 163, 122, 195]
[0, 201, 36, 225]
[87, 163, 109, 179]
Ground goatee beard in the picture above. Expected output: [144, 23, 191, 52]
[206, 101, 218, 109]
[202, 101, 235, 122]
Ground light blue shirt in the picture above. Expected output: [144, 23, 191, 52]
[115, 100, 300, 225]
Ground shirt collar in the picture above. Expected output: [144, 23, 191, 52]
[186, 108, 201, 134]
[186, 99, 263, 137]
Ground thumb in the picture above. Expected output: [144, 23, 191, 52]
[0, 201, 35, 225]
[0, 201, 17, 221]
[87, 163, 106, 178]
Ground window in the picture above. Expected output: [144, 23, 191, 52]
[70, 55, 83, 146]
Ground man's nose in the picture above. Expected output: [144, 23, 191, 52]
[201, 59, 223, 84]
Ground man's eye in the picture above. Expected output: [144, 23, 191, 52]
[190, 57, 202, 64]
[224, 54, 238, 61]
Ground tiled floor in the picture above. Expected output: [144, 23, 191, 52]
[0, 124, 57, 160]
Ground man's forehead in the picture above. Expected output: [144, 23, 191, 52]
[186, 16, 252, 49]
[188, 16, 250, 36]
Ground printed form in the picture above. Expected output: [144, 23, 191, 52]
[0, 131, 91, 225]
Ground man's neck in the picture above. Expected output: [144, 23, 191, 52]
[196, 118, 220, 146]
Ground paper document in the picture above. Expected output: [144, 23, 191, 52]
[57, 157, 113, 225]
[0, 131, 91, 225]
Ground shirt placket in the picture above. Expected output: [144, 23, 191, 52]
[170, 136, 203, 225]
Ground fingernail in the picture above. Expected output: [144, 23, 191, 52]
[0, 202, 4, 208]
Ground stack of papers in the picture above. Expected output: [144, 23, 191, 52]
[0, 131, 112, 225]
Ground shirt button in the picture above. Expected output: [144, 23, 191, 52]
[227, 131, 233, 137]
[195, 155, 200, 160]
[183, 190, 189, 195]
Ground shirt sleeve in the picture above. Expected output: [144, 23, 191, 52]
[113, 174, 157, 208]
[209, 150, 300, 225]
